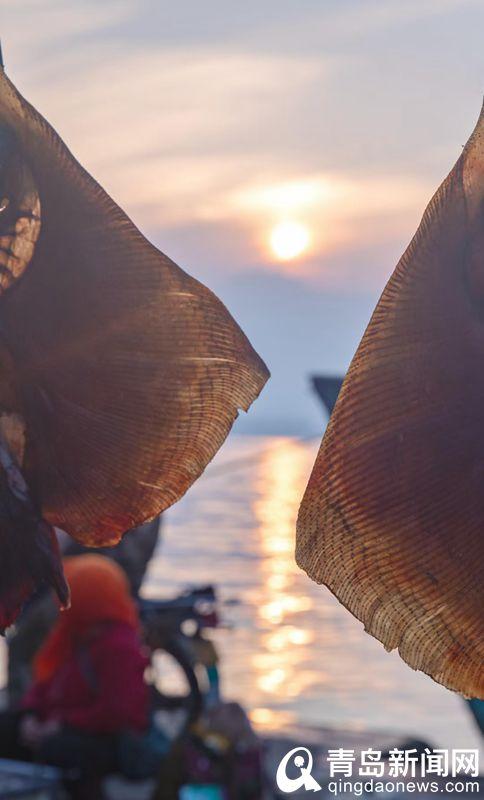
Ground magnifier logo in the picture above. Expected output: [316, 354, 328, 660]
[276, 746, 322, 793]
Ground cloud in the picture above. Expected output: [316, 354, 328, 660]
[222, 171, 430, 235]
[41, 48, 322, 168]
[1, 0, 482, 298]
[1, 30, 432, 285]
[253, 0, 484, 51]
[4, 41, 326, 226]
[1, 0, 482, 432]
[1, 0, 136, 59]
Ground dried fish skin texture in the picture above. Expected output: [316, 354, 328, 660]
[0, 124, 41, 295]
[297, 104, 484, 698]
[0, 67, 268, 549]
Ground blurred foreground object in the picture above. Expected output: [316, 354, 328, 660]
[297, 103, 484, 697]
[7, 517, 161, 706]
[0, 64, 268, 627]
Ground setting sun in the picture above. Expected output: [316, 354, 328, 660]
[270, 221, 310, 261]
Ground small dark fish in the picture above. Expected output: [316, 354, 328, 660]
[297, 103, 483, 698]
[0, 65, 269, 627]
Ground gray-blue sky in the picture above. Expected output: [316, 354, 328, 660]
[1, 1, 483, 433]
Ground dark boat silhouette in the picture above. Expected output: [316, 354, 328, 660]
[311, 375, 344, 417]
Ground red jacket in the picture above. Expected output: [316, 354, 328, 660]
[22, 622, 150, 734]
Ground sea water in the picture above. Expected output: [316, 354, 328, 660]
[143, 436, 482, 755]
[0, 436, 481, 756]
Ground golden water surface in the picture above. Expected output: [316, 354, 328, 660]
[144, 436, 482, 752]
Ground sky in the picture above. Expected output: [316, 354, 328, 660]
[1, 0, 483, 434]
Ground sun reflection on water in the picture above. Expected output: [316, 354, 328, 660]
[140, 435, 481, 750]
[252, 438, 319, 716]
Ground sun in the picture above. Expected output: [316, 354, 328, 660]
[270, 221, 310, 261]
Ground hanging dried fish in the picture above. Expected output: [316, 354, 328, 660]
[0, 66, 269, 628]
[297, 103, 484, 698]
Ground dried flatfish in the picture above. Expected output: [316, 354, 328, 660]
[0, 66, 269, 627]
[297, 104, 484, 698]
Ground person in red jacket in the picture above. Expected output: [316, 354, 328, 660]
[0, 554, 150, 798]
